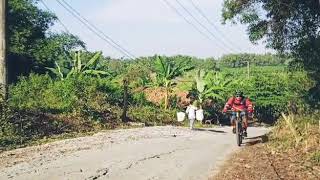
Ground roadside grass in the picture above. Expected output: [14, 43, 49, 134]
[269, 113, 320, 161]
[310, 151, 320, 166]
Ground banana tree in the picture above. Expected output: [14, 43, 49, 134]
[195, 69, 206, 109]
[193, 70, 230, 109]
[154, 56, 190, 109]
[47, 51, 109, 80]
[46, 61, 65, 80]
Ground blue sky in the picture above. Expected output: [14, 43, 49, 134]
[40, 0, 270, 58]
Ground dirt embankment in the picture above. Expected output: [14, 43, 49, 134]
[212, 141, 320, 180]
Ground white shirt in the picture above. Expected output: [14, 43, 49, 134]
[186, 105, 197, 120]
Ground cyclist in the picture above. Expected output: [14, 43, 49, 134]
[222, 90, 254, 137]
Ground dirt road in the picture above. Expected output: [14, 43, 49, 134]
[0, 126, 269, 180]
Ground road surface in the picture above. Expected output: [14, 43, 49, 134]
[0, 126, 269, 180]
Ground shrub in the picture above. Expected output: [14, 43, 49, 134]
[131, 92, 152, 106]
[0, 101, 19, 148]
[128, 106, 178, 126]
[43, 78, 78, 112]
[9, 74, 123, 114]
[9, 74, 52, 111]
[2, 74, 124, 149]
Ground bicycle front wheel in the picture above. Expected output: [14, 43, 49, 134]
[236, 120, 242, 146]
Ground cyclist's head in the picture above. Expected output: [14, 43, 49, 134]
[235, 90, 243, 98]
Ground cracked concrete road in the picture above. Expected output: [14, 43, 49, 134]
[0, 126, 269, 180]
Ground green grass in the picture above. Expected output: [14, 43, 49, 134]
[310, 151, 320, 165]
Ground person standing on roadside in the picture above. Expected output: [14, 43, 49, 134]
[186, 100, 198, 130]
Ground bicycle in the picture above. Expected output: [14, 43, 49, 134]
[226, 110, 246, 146]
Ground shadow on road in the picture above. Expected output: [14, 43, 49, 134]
[192, 128, 226, 134]
[245, 134, 269, 146]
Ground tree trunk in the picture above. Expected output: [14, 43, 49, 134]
[121, 79, 129, 122]
[164, 87, 169, 110]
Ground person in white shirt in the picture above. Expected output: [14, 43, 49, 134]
[186, 101, 198, 130]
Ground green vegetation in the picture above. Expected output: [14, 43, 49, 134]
[0, 0, 319, 154]
[153, 55, 193, 109]
[47, 51, 108, 80]
[1, 52, 312, 150]
[191, 69, 228, 109]
[221, 0, 320, 173]
[310, 151, 320, 166]
[7, 0, 84, 82]
[222, 0, 320, 103]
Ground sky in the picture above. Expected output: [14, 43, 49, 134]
[39, 0, 271, 59]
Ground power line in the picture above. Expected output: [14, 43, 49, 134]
[59, 0, 137, 59]
[40, 0, 71, 34]
[161, 0, 226, 52]
[175, 0, 235, 53]
[56, 0, 136, 59]
[40, 0, 86, 61]
[188, 0, 242, 51]
[58, 0, 136, 59]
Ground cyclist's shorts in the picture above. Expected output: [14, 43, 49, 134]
[231, 111, 246, 120]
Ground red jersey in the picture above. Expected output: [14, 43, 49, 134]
[223, 96, 253, 113]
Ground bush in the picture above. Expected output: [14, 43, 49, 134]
[128, 106, 178, 126]
[0, 101, 19, 148]
[9, 74, 52, 111]
[1, 74, 124, 149]
[43, 78, 78, 112]
[131, 92, 152, 106]
[9, 74, 123, 114]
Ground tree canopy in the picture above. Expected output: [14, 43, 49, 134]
[222, 0, 320, 73]
[222, 0, 320, 103]
[7, 0, 84, 82]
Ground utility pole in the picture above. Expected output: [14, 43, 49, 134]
[0, 0, 6, 100]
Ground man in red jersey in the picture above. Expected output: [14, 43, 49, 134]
[223, 90, 254, 137]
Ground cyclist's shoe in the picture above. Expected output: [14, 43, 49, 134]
[243, 131, 248, 137]
[232, 128, 236, 134]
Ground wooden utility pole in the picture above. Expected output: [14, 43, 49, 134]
[0, 0, 6, 100]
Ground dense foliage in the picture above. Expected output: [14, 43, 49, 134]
[219, 53, 289, 67]
[222, 0, 320, 103]
[8, 0, 84, 82]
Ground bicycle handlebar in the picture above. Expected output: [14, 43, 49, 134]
[224, 110, 247, 113]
